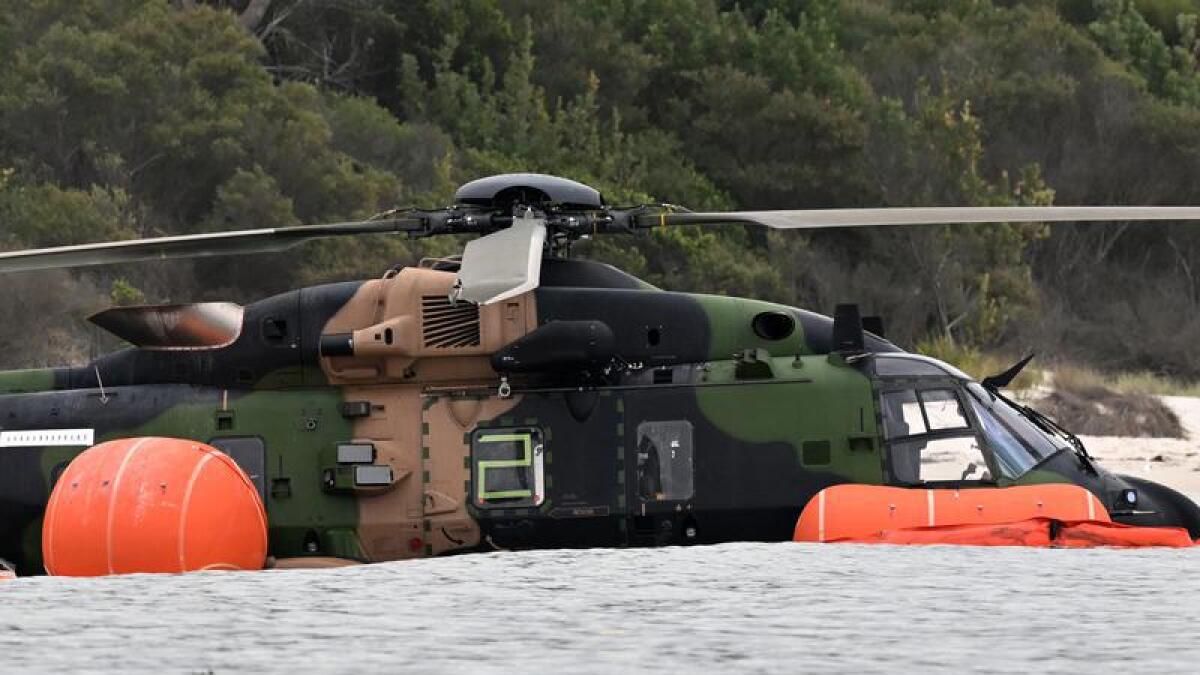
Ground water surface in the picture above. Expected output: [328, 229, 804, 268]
[2, 543, 1198, 673]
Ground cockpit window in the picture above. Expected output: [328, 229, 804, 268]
[921, 389, 969, 431]
[881, 388, 968, 439]
[890, 436, 990, 484]
[881, 387, 987, 484]
[881, 390, 925, 437]
[879, 379, 1072, 485]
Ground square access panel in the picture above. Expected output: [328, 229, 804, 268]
[337, 443, 375, 464]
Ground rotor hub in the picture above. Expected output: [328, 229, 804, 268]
[454, 173, 605, 212]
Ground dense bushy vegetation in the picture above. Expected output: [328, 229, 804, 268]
[4, 0, 1200, 376]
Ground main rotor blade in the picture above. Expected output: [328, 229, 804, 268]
[644, 206, 1200, 230]
[0, 218, 423, 273]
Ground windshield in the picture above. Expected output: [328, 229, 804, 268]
[965, 382, 1070, 479]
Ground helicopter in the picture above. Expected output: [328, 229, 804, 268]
[2, 172, 1200, 575]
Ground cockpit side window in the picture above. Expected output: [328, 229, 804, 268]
[881, 390, 926, 438]
[920, 389, 970, 431]
[880, 386, 992, 485]
[890, 436, 992, 484]
[880, 388, 968, 439]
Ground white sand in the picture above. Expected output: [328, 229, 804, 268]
[1080, 395, 1200, 500]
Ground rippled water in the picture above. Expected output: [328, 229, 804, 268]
[2, 542, 1199, 673]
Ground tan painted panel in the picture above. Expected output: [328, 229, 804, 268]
[422, 393, 521, 555]
[319, 267, 536, 386]
[325, 265, 537, 560]
[346, 385, 425, 562]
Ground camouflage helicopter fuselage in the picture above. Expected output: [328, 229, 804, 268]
[1, 258, 1197, 574]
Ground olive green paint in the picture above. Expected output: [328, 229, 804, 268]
[0, 368, 56, 394]
[692, 295, 812, 359]
[696, 355, 883, 484]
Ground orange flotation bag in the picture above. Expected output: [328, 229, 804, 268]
[847, 517, 1194, 548]
[794, 484, 1195, 548]
[43, 437, 268, 576]
[795, 483, 1110, 543]
[1052, 519, 1194, 548]
[862, 519, 1054, 547]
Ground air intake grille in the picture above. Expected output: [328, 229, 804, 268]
[422, 295, 481, 348]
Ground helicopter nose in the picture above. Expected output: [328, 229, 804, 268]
[1109, 474, 1200, 539]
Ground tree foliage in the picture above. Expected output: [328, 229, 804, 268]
[5, 0, 1200, 375]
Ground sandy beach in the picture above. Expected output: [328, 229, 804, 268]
[1081, 395, 1200, 500]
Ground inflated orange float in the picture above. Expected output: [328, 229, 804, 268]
[841, 517, 1193, 548]
[42, 437, 268, 576]
[795, 484, 1195, 548]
